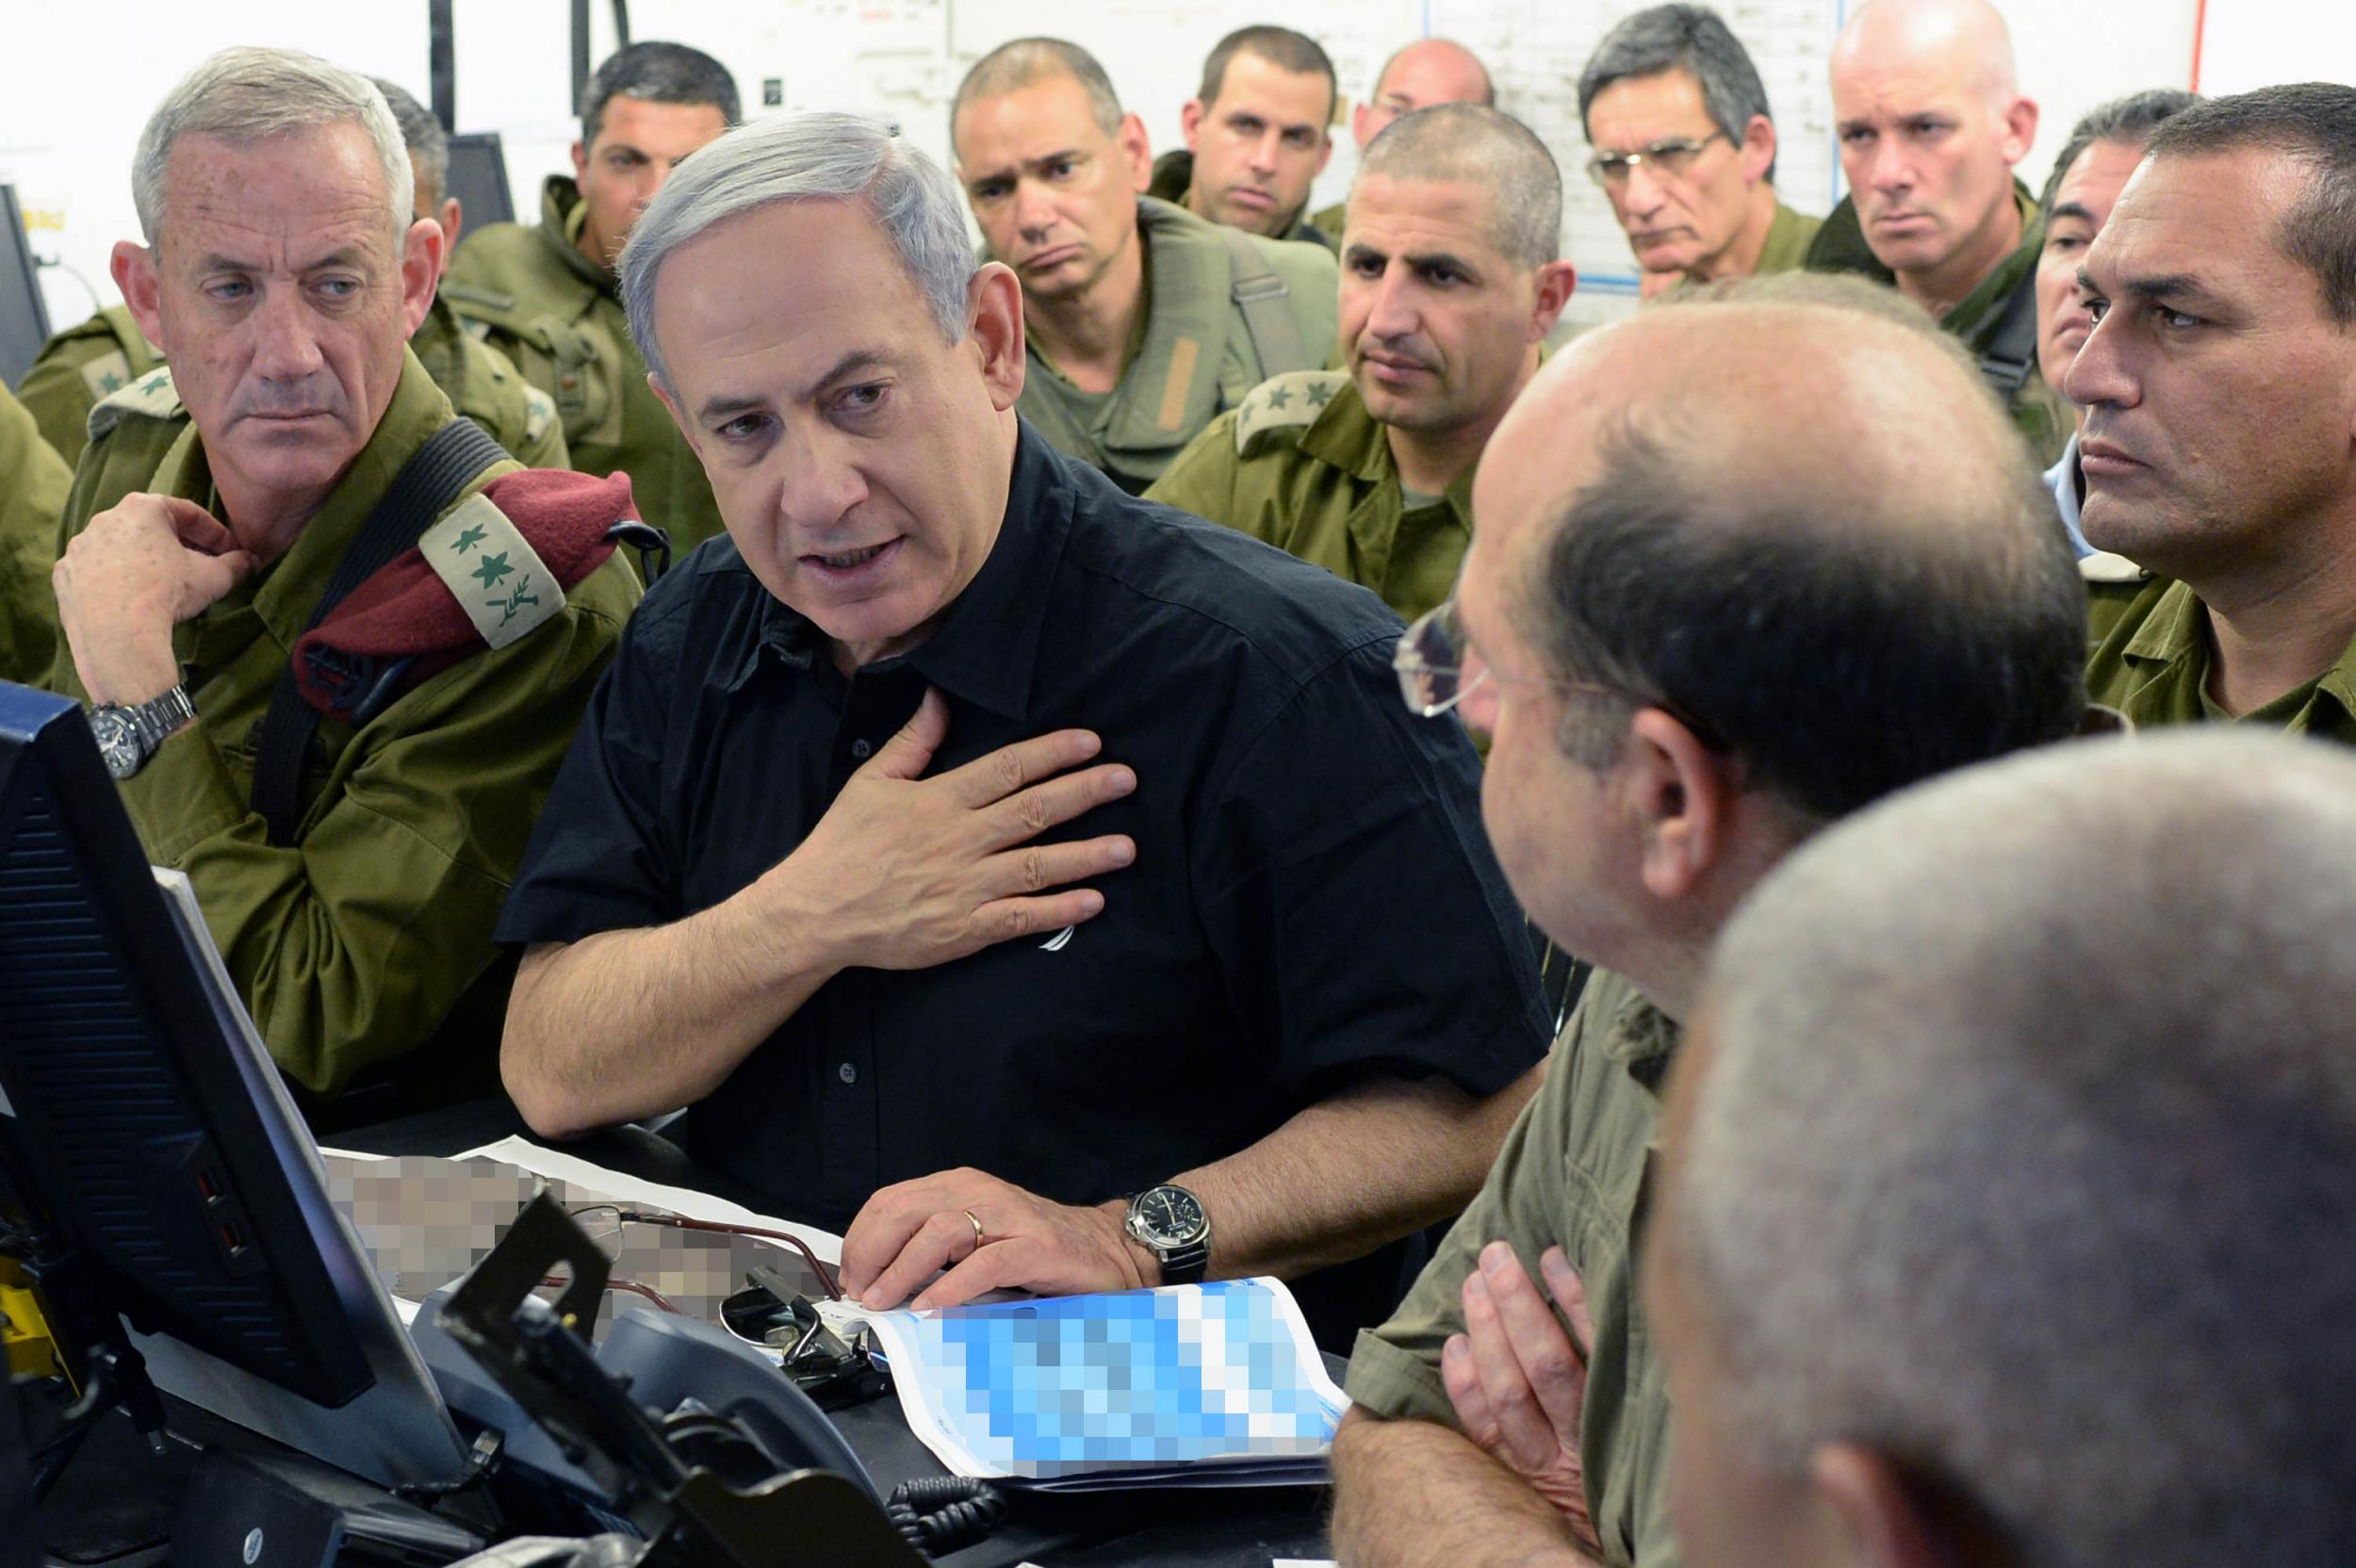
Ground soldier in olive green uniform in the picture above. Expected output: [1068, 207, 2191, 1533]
[1149, 151, 1333, 250]
[1155, 26, 1340, 253]
[445, 176, 719, 551]
[1023, 196, 1336, 494]
[1806, 181, 2066, 462]
[42, 47, 643, 1107]
[1147, 106, 1574, 627]
[443, 43, 738, 558]
[1349, 970, 1682, 1568]
[51, 355, 639, 1098]
[14, 304, 164, 465]
[0, 381, 72, 686]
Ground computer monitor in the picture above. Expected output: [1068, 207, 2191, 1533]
[445, 133, 515, 230]
[0, 680, 469, 1489]
[0, 188, 51, 391]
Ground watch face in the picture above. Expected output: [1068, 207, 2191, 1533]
[1132, 1185, 1208, 1248]
[90, 709, 142, 779]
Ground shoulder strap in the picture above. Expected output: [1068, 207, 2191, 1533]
[1219, 227, 1311, 379]
[249, 416, 511, 846]
[1977, 267, 2041, 399]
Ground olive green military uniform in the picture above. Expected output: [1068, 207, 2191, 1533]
[1348, 969, 1685, 1568]
[1805, 180, 2069, 466]
[1145, 369, 1470, 625]
[1023, 197, 1338, 494]
[0, 381, 73, 687]
[15, 304, 162, 467]
[42, 353, 640, 1096]
[1148, 150, 1336, 251]
[444, 175, 724, 555]
[1748, 201, 1822, 275]
[2082, 552, 2356, 741]
[17, 299, 565, 475]
[1309, 197, 1348, 246]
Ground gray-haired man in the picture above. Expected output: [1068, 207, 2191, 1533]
[27, 47, 641, 1103]
[1577, 5, 1819, 297]
[494, 111, 1554, 1350]
[1656, 730, 2356, 1568]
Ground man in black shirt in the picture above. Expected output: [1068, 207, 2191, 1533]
[496, 109, 1550, 1344]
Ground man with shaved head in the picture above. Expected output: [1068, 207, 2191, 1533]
[1307, 40, 1494, 242]
[2069, 84, 2356, 741]
[1326, 272, 2088, 1568]
[951, 37, 1336, 492]
[1806, 0, 2067, 462]
[1655, 729, 2356, 1568]
[1147, 105, 1574, 625]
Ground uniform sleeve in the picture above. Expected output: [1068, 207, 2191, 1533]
[1191, 636, 1551, 1101]
[108, 565, 638, 1094]
[1141, 413, 1250, 533]
[0, 382, 73, 687]
[493, 579, 693, 949]
[1344, 1002, 1583, 1424]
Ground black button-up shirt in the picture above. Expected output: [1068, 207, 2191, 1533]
[499, 424, 1549, 1341]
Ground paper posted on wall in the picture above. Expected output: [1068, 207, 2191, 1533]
[814, 1277, 1347, 1492]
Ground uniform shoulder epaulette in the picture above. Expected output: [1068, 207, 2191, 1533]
[2078, 550, 2150, 585]
[1233, 368, 1349, 456]
[86, 367, 184, 444]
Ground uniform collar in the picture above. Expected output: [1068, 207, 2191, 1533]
[2122, 578, 2356, 732]
[1590, 970, 1684, 1079]
[728, 422, 1072, 724]
[1299, 375, 1483, 520]
[535, 175, 618, 299]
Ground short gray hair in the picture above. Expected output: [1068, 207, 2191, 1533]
[1578, 5, 1777, 183]
[369, 77, 448, 210]
[953, 38, 1125, 150]
[1354, 104, 1561, 269]
[1682, 729, 2356, 1567]
[134, 47, 412, 249]
[619, 112, 976, 392]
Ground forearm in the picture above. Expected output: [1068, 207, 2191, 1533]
[501, 864, 840, 1135]
[1179, 1064, 1543, 1282]
[1330, 1408, 1598, 1568]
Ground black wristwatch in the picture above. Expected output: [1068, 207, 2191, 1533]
[88, 686, 196, 780]
[1124, 1184, 1210, 1286]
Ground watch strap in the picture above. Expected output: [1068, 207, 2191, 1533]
[127, 685, 196, 753]
[1155, 1237, 1209, 1287]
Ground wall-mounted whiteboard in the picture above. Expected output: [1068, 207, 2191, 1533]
[2197, 0, 2356, 95]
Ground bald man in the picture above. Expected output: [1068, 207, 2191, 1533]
[1655, 730, 2356, 1568]
[1326, 273, 2089, 1568]
[1805, 0, 2068, 463]
[1307, 40, 1494, 240]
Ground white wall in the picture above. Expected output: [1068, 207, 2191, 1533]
[0, 0, 2297, 335]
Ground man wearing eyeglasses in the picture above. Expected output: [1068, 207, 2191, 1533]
[1326, 277, 2089, 1567]
[1305, 39, 1495, 245]
[1145, 105, 1573, 627]
[1576, 6, 1819, 301]
[1803, 0, 2068, 464]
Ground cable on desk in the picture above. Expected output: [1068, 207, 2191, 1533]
[886, 1475, 1008, 1556]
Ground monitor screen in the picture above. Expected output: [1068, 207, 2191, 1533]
[445, 133, 515, 231]
[0, 680, 467, 1487]
[0, 188, 51, 391]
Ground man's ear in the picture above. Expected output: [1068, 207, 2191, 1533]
[1314, 130, 1334, 176]
[397, 217, 444, 338]
[1739, 113, 1776, 186]
[1811, 1443, 1988, 1568]
[569, 139, 591, 187]
[1180, 99, 1207, 155]
[436, 195, 465, 260]
[111, 240, 167, 354]
[968, 261, 1027, 411]
[1529, 261, 1578, 341]
[1350, 101, 1377, 151]
[1625, 706, 1738, 903]
[1118, 113, 1154, 193]
[1999, 96, 2040, 167]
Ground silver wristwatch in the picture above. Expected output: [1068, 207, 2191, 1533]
[1124, 1184, 1211, 1286]
[89, 686, 196, 779]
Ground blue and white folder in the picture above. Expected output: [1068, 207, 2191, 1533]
[824, 1278, 1346, 1490]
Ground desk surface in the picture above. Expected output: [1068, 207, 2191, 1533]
[336, 1101, 1340, 1568]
